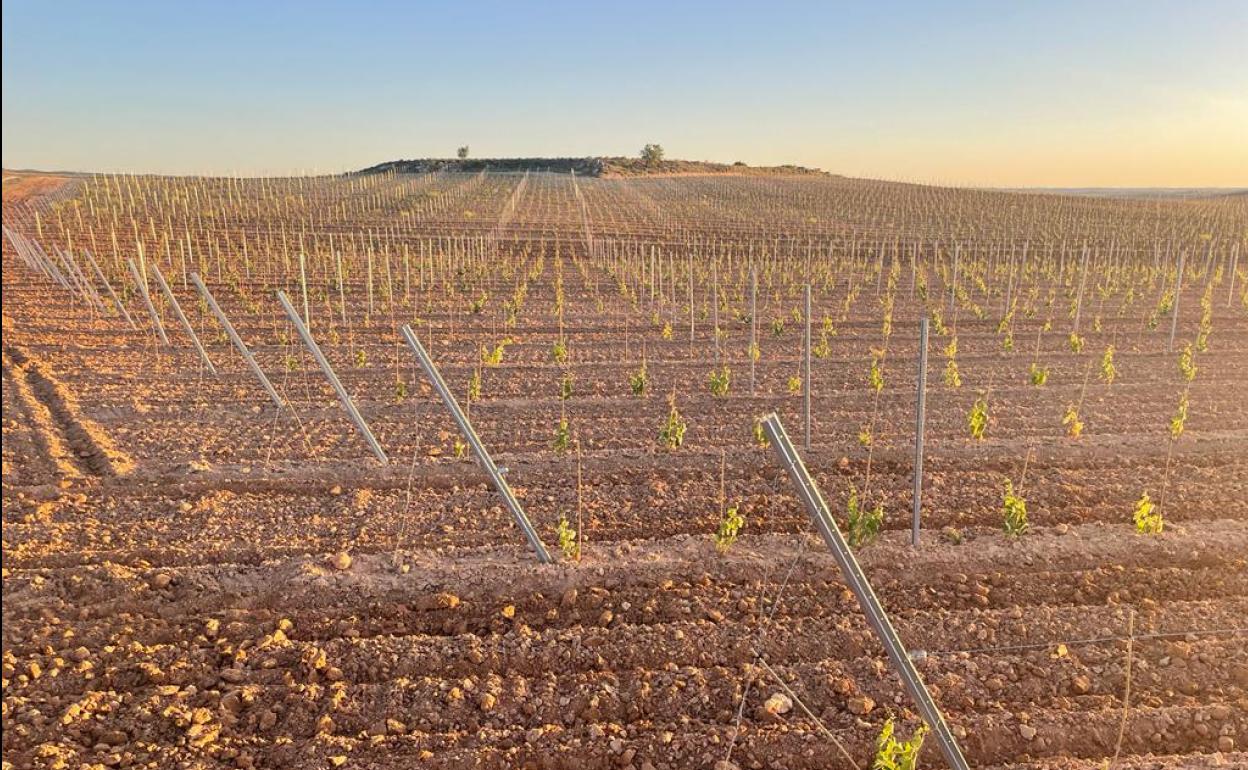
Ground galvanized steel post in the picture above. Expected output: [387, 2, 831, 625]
[151, 262, 217, 376]
[803, 284, 811, 450]
[277, 290, 388, 464]
[400, 324, 551, 564]
[760, 413, 969, 770]
[191, 273, 283, 408]
[128, 257, 170, 346]
[912, 318, 929, 546]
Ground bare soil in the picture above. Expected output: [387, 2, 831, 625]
[3, 173, 1245, 770]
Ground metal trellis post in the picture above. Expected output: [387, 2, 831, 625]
[400, 324, 552, 564]
[191, 273, 283, 408]
[84, 249, 136, 328]
[277, 290, 388, 464]
[750, 268, 757, 395]
[1168, 250, 1185, 353]
[912, 318, 929, 546]
[128, 257, 170, 346]
[760, 413, 969, 770]
[151, 262, 217, 376]
[804, 284, 811, 450]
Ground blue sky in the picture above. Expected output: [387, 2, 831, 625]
[3, 1, 1246, 185]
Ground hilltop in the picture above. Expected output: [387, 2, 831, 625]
[359, 156, 828, 177]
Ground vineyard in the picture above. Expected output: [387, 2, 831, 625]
[2, 168, 1246, 770]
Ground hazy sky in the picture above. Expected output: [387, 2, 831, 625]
[3, 1, 1246, 186]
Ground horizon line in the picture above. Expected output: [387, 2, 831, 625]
[4, 164, 1245, 194]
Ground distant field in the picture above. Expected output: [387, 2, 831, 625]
[1, 170, 79, 203]
[998, 187, 1247, 199]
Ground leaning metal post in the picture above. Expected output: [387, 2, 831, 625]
[2, 227, 35, 271]
[9, 231, 64, 286]
[277, 290, 388, 464]
[400, 324, 552, 564]
[128, 257, 170, 345]
[34, 241, 73, 290]
[190, 273, 283, 408]
[151, 261, 217, 376]
[63, 249, 107, 311]
[760, 413, 970, 770]
[84, 249, 137, 328]
[54, 248, 105, 311]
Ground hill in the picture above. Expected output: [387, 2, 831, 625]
[359, 156, 827, 177]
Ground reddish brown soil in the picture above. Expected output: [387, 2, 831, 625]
[2, 172, 77, 204]
[3, 173, 1246, 769]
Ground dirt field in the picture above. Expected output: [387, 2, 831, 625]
[2, 172, 79, 205]
[2, 171, 1246, 769]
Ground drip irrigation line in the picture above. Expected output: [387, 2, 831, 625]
[399, 386, 426, 546]
[727, 465, 845, 765]
[753, 653, 862, 770]
[262, 343, 297, 470]
[923, 625, 1247, 658]
[271, 337, 317, 462]
[726, 532, 809, 765]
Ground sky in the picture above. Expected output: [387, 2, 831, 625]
[3, 1, 1246, 187]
